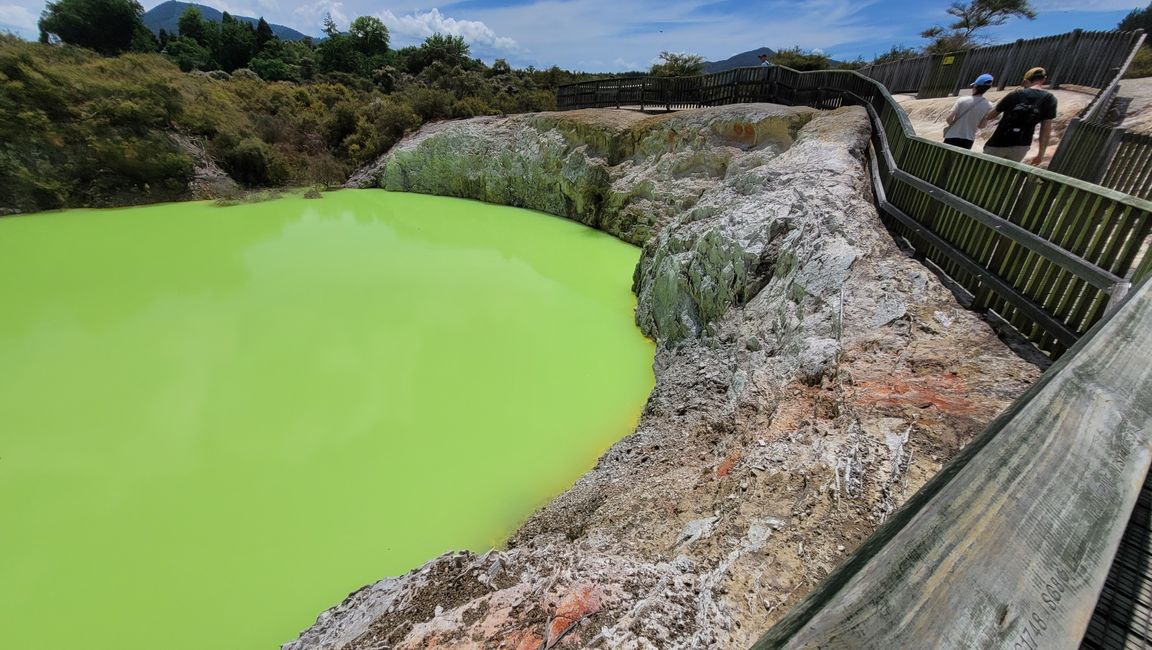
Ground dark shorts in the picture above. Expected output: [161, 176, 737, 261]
[944, 137, 974, 150]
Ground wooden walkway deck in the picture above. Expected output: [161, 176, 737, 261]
[1082, 469, 1152, 649]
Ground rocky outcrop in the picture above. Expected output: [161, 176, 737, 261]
[346, 105, 815, 247]
[170, 133, 240, 200]
[298, 105, 1040, 649]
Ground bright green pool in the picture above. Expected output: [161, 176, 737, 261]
[0, 189, 655, 649]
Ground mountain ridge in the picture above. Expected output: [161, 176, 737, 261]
[703, 47, 776, 73]
[142, 1, 311, 41]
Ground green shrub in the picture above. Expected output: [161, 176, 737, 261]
[1125, 46, 1152, 79]
[248, 55, 294, 81]
[452, 96, 492, 118]
[219, 136, 287, 186]
[401, 86, 454, 121]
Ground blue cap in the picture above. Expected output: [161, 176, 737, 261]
[972, 73, 994, 86]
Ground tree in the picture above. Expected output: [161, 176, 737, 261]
[401, 33, 471, 74]
[1119, 3, 1152, 34]
[770, 47, 830, 71]
[649, 51, 705, 77]
[872, 45, 921, 65]
[322, 13, 340, 38]
[177, 6, 207, 43]
[348, 16, 388, 56]
[255, 18, 275, 52]
[317, 32, 366, 75]
[1119, 3, 1152, 78]
[489, 58, 511, 76]
[163, 35, 210, 71]
[38, 0, 149, 56]
[922, 0, 1036, 53]
[218, 12, 256, 71]
[177, 6, 219, 67]
[836, 56, 867, 70]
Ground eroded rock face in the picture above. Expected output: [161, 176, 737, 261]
[346, 105, 815, 246]
[298, 105, 1040, 649]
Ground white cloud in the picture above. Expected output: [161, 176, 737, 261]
[212, 1, 259, 18]
[377, 8, 517, 50]
[613, 57, 641, 71]
[462, 0, 886, 72]
[294, 0, 346, 30]
[0, 4, 37, 30]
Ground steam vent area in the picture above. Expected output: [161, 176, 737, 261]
[275, 102, 1104, 650]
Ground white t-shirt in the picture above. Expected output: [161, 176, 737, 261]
[944, 95, 993, 141]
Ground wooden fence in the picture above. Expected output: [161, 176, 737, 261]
[556, 68, 1152, 358]
[1102, 131, 1152, 200]
[857, 28, 1145, 100]
[854, 55, 933, 94]
[1047, 30, 1148, 198]
[1045, 118, 1152, 200]
[555, 67, 778, 111]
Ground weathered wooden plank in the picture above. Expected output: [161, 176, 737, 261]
[873, 179, 1079, 345]
[753, 275, 1152, 650]
[892, 169, 1123, 290]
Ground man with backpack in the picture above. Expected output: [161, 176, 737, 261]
[983, 66, 1058, 165]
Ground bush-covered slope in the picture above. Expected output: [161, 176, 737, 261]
[0, 35, 566, 213]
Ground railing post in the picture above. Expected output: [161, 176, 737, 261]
[1047, 116, 1080, 174]
[1097, 126, 1128, 185]
[1049, 28, 1082, 89]
[949, 52, 968, 97]
[998, 39, 1024, 90]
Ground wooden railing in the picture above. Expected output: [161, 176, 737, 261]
[1047, 30, 1149, 201]
[556, 67, 1152, 359]
[1102, 131, 1152, 200]
[858, 28, 1145, 100]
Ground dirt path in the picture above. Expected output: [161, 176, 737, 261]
[892, 76, 1152, 166]
[893, 87, 1094, 167]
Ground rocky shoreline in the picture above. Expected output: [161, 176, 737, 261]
[289, 104, 1040, 649]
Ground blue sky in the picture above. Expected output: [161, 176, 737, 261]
[0, 0, 1143, 71]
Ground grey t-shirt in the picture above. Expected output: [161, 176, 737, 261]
[944, 95, 992, 141]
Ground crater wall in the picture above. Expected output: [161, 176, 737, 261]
[296, 105, 1040, 649]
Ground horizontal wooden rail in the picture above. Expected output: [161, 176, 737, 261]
[868, 145, 1080, 346]
[890, 169, 1123, 291]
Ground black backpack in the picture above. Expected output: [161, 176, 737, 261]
[1003, 94, 1044, 130]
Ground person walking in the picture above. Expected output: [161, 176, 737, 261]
[983, 66, 1058, 165]
[758, 53, 772, 67]
[943, 73, 995, 150]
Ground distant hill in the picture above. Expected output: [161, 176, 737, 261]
[704, 48, 776, 74]
[142, 1, 312, 41]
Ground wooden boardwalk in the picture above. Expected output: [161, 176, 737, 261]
[1082, 470, 1152, 649]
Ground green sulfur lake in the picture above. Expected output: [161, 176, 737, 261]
[0, 190, 655, 649]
